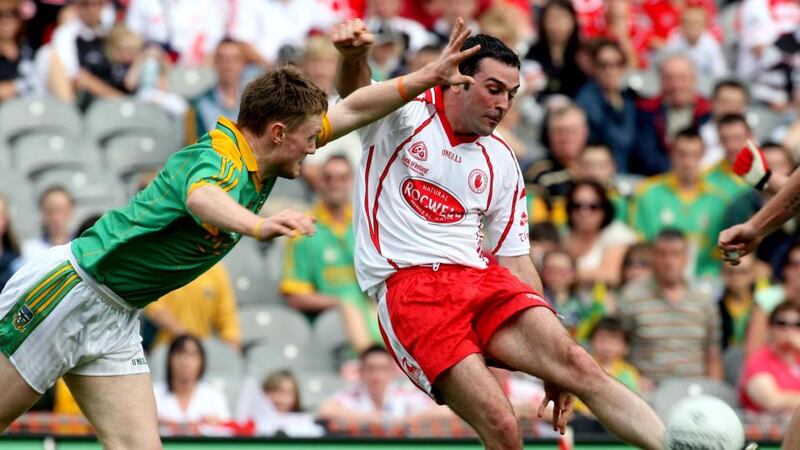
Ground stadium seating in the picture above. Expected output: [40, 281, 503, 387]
[83, 99, 180, 149]
[12, 135, 93, 180]
[0, 97, 81, 147]
[102, 134, 173, 183]
[748, 106, 787, 142]
[297, 371, 350, 411]
[245, 341, 315, 380]
[223, 239, 276, 305]
[310, 309, 351, 372]
[651, 377, 740, 420]
[237, 304, 313, 348]
[168, 67, 218, 99]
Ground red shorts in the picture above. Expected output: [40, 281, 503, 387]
[375, 264, 554, 400]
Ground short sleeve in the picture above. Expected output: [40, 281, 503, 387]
[279, 236, 315, 295]
[486, 157, 530, 257]
[177, 149, 244, 225]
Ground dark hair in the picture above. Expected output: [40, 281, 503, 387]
[716, 113, 750, 132]
[0, 194, 20, 256]
[589, 316, 629, 343]
[590, 38, 628, 67]
[622, 242, 652, 268]
[712, 79, 749, 102]
[446, 34, 520, 90]
[536, 0, 581, 62]
[779, 241, 800, 282]
[770, 301, 800, 325]
[38, 185, 74, 209]
[262, 369, 302, 412]
[76, 214, 102, 237]
[166, 335, 206, 392]
[237, 65, 328, 137]
[761, 141, 795, 172]
[655, 227, 686, 244]
[359, 344, 390, 362]
[566, 179, 615, 230]
[530, 221, 561, 244]
[673, 126, 702, 143]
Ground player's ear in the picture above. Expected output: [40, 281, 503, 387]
[270, 121, 287, 146]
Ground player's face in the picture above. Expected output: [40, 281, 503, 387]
[275, 115, 323, 179]
[457, 59, 520, 136]
[718, 122, 750, 164]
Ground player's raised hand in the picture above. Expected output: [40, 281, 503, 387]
[257, 209, 316, 241]
[718, 222, 760, 265]
[427, 17, 481, 87]
[538, 381, 574, 435]
[331, 18, 374, 59]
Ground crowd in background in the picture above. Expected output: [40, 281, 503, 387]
[1, 0, 800, 440]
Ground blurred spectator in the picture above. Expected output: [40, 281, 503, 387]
[736, 0, 800, 83]
[236, 370, 324, 437]
[22, 186, 74, 262]
[0, 194, 20, 290]
[125, 0, 228, 66]
[367, 24, 404, 81]
[281, 156, 381, 353]
[529, 221, 561, 269]
[575, 39, 637, 172]
[618, 228, 723, 383]
[597, 0, 654, 69]
[228, 0, 339, 65]
[633, 54, 711, 175]
[153, 335, 231, 424]
[721, 143, 798, 277]
[101, 24, 140, 93]
[741, 301, 800, 414]
[699, 80, 750, 168]
[24, 0, 68, 50]
[719, 254, 757, 351]
[562, 179, 637, 287]
[639, 0, 722, 45]
[746, 243, 800, 355]
[318, 345, 445, 425]
[704, 113, 753, 202]
[144, 263, 241, 350]
[781, 99, 800, 159]
[364, 0, 435, 52]
[404, 44, 440, 73]
[0, 0, 34, 101]
[299, 36, 339, 98]
[578, 144, 630, 223]
[540, 248, 606, 340]
[752, 30, 800, 110]
[477, 3, 528, 52]
[185, 39, 246, 142]
[488, 367, 550, 425]
[47, 0, 120, 103]
[522, 0, 587, 100]
[629, 128, 727, 277]
[619, 242, 652, 287]
[525, 103, 587, 224]
[573, 316, 644, 432]
[431, 0, 479, 46]
[661, 4, 728, 80]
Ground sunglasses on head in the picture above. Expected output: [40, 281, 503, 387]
[771, 319, 800, 329]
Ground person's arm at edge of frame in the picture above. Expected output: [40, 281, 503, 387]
[333, 18, 373, 98]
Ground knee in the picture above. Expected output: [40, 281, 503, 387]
[563, 344, 605, 390]
[483, 408, 522, 450]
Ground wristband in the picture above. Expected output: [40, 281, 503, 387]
[396, 76, 411, 102]
[252, 218, 265, 240]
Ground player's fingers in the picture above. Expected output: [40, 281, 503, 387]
[352, 17, 364, 31]
[453, 44, 481, 64]
[264, 221, 295, 239]
[448, 17, 464, 45]
[537, 396, 549, 418]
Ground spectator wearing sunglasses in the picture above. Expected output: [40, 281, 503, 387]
[0, 0, 34, 101]
[740, 301, 800, 414]
[562, 179, 636, 288]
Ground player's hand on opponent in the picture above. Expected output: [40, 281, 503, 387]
[538, 381, 574, 435]
[733, 140, 772, 190]
[332, 18, 374, 59]
[718, 222, 760, 266]
[425, 17, 482, 87]
[257, 209, 316, 241]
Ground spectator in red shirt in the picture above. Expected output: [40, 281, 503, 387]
[741, 301, 800, 414]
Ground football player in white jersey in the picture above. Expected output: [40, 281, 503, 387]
[333, 19, 665, 450]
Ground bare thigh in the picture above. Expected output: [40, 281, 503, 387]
[64, 372, 162, 450]
[435, 353, 522, 450]
[0, 353, 41, 430]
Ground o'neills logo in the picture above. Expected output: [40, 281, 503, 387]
[401, 177, 466, 224]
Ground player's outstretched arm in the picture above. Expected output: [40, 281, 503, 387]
[720, 166, 800, 263]
[332, 18, 373, 98]
[324, 17, 479, 143]
[186, 185, 316, 240]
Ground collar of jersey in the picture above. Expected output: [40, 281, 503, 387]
[215, 116, 259, 173]
[432, 85, 480, 147]
[314, 202, 352, 236]
[664, 172, 711, 201]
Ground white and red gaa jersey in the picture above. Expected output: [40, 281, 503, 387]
[354, 86, 530, 293]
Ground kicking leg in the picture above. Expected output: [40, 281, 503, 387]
[0, 354, 41, 430]
[64, 373, 161, 450]
[486, 307, 664, 450]
[435, 353, 522, 450]
[782, 407, 800, 450]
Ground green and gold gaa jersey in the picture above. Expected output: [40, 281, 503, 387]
[71, 117, 276, 308]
